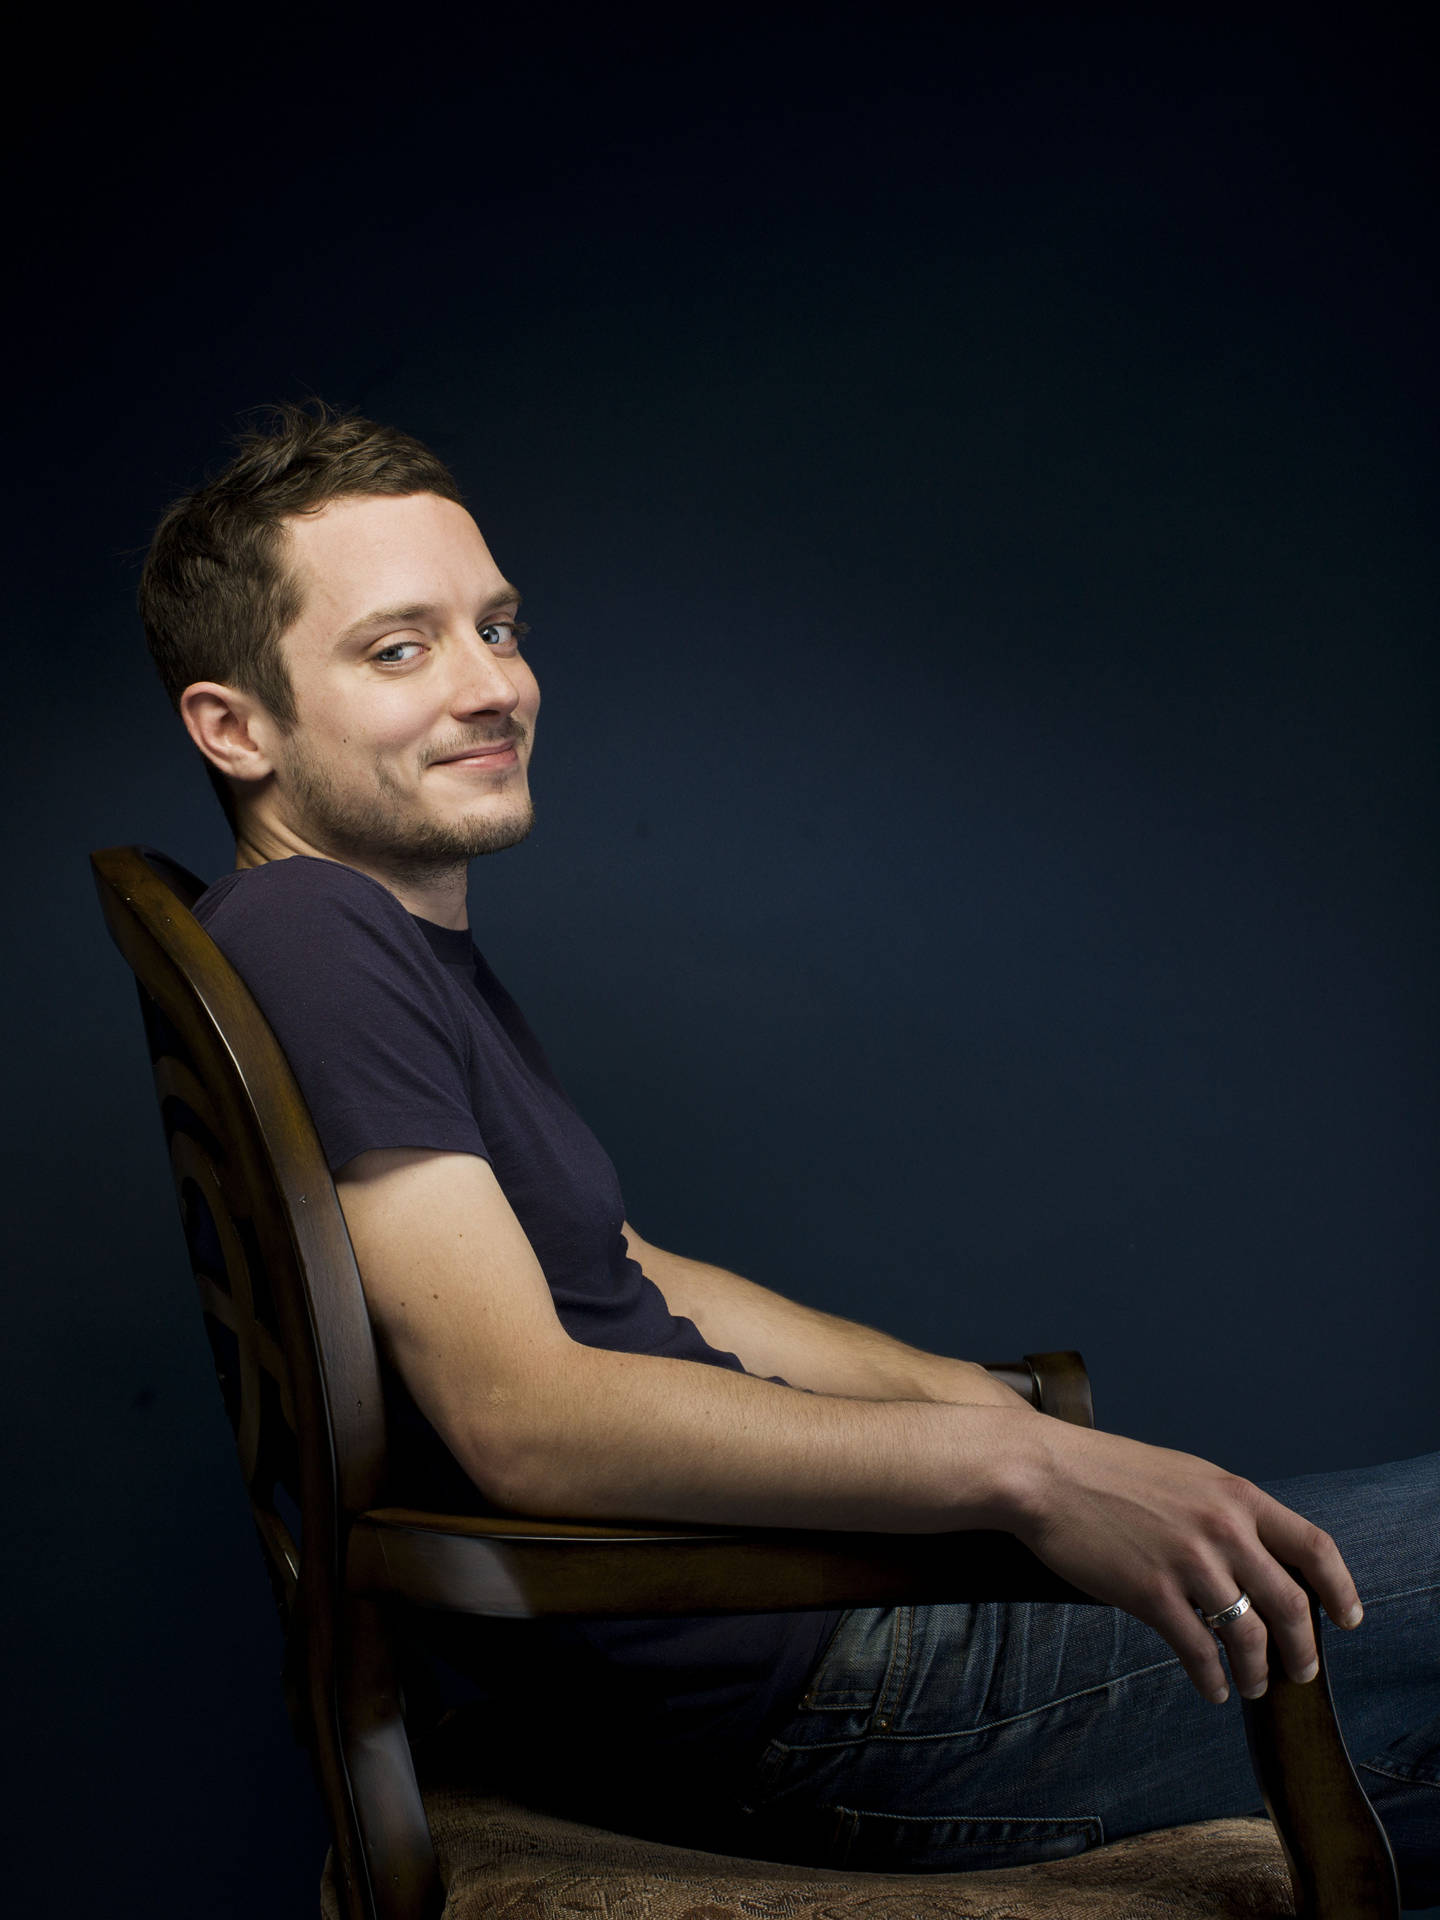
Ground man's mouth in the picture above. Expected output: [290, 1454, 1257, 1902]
[431, 731, 524, 769]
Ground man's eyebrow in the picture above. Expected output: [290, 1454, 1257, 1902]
[332, 584, 523, 651]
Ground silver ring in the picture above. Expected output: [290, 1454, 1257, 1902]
[1201, 1592, 1252, 1631]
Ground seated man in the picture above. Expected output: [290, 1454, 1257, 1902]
[139, 402, 1438, 1894]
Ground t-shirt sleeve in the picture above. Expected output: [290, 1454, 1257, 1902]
[195, 859, 489, 1174]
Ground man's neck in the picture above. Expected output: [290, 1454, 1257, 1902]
[233, 829, 470, 930]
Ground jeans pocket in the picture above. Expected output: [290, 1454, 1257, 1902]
[801, 1608, 906, 1714]
[825, 1803, 1105, 1871]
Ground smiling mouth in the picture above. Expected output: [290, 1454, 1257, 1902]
[431, 732, 524, 770]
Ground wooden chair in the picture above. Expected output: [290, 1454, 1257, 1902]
[92, 843, 1401, 1920]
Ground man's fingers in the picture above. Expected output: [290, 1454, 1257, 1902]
[1201, 1591, 1273, 1698]
[1152, 1599, 1234, 1703]
[1242, 1564, 1325, 1687]
[1202, 1546, 1336, 1692]
[1252, 1494, 1363, 1632]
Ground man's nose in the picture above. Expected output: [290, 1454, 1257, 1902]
[450, 633, 521, 715]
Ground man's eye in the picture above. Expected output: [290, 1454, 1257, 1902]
[479, 619, 530, 649]
[372, 641, 423, 665]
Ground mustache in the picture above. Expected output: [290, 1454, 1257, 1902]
[427, 719, 528, 764]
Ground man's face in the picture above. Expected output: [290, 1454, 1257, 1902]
[263, 492, 540, 872]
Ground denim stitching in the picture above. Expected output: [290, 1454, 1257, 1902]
[869, 1654, 1182, 1744]
[1350, 1581, 1440, 1608]
[1357, 1761, 1440, 1789]
[766, 1654, 1179, 1754]
[873, 1605, 913, 1729]
[801, 1612, 868, 1708]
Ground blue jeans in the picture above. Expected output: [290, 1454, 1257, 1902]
[730, 1453, 1440, 1904]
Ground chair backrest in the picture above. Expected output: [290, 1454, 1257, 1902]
[91, 846, 391, 1668]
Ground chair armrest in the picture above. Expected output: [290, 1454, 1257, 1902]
[347, 1509, 1093, 1617]
[984, 1350, 1095, 1428]
[1024, 1349, 1095, 1427]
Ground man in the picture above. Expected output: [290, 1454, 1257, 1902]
[140, 403, 1438, 1890]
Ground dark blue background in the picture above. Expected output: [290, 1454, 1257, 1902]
[5, 6, 1434, 1913]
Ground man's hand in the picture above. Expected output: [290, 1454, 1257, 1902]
[1011, 1421, 1365, 1703]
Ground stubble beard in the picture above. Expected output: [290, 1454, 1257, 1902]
[279, 740, 535, 885]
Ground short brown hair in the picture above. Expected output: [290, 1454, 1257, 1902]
[139, 400, 465, 827]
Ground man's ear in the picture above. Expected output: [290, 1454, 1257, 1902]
[179, 681, 281, 786]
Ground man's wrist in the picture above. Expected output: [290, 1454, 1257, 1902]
[989, 1405, 1073, 1538]
[908, 1397, 1054, 1534]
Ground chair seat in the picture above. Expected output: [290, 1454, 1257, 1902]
[322, 1785, 1293, 1919]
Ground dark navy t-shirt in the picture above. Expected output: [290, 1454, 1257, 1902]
[193, 856, 836, 1774]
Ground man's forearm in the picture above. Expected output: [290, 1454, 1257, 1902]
[466, 1336, 1043, 1533]
[624, 1228, 1025, 1408]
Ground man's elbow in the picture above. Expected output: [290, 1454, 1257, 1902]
[449, 1361, 601, 1517]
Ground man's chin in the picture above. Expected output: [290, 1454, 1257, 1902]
[422, 795, 536, 863]
[459, 806, 535, 859]
[279, 778, 535, 871]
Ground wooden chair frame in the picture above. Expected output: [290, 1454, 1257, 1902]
[92, 844, 1400, 1920]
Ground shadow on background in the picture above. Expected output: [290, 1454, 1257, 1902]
[4, 5, 1433, 1913]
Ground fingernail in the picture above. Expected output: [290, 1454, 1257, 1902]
[1241, 1682, 1267, 1700]
[1297, 1660, 1319, 1684]
[1212, 1685, 1230, 1704]
[1343, 1603, 1363, 1628]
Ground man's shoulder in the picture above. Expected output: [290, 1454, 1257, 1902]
[197, 855, 405, 928]
[187, 860, 488, 1174]
[194, 856, 432, 975]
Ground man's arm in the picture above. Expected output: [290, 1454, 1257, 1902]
[336, 1147, 1363, 1708]
[621, 1222, 1026, 1408]
[336, 1149, 1022, 1532]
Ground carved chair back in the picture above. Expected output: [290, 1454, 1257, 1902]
[91, 844, 392, 1735]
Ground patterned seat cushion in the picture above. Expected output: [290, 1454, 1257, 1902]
[322, 1789, 1292, 1918]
